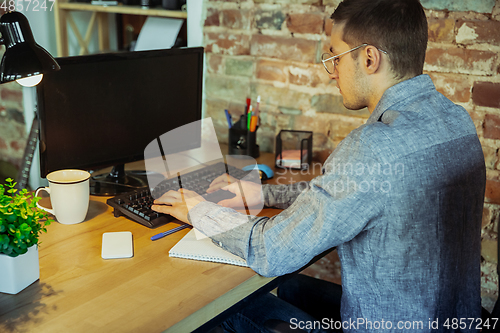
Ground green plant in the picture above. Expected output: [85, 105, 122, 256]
[0, 178, 52, 257]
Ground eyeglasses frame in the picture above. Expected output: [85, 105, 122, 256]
[321, 43, 388, 74]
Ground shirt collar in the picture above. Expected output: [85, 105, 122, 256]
[366, 74, 435, 125]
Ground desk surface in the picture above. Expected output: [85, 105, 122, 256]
[0, 154, 321, 333]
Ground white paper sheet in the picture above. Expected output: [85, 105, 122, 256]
[134, 17, 184, 51]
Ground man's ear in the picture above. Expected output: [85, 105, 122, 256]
[363, 45, 382, 74]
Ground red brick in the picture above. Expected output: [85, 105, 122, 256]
[485, 178, 500, 204]
[250, 35, 317, 63]
[428, 73, 471, 103]
[286, 13, 324, 34]
[204, 8, 219, 27]
[467, 109, 484, 134]
[206, 54, 224, 74]
[205, 32, 251, 56]
[456, 20, 500, 45]
[473, 82, 500, 108]
[10, 140, 24, 152]
[0, 87, 23, 103]
[484, 114, 500, 140]
[425, 47, 498, 75]
[221, 9, 251, 30]
[427, 18, 455, 43]
[256, 59, 287, 83]
[0, 137, 7, 150]
[324, 17, 333, 36]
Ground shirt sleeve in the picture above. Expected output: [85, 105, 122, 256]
[261, 182, 310, 209]
[189, 136, 386, 277]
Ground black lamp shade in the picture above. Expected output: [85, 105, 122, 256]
[0, 11, 60, 84]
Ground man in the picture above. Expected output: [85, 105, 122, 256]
[153, 0, 486, 331]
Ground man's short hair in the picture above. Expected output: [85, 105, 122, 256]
[331, 0, 428, 80]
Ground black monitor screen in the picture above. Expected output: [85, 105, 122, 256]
[37, 47, 204, 195]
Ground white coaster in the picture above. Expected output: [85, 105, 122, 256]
[101, 231, 134, 259]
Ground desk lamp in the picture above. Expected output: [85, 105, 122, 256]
[0, 11, 60, 87]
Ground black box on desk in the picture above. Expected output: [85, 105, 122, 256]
[275, 130, 312, 170]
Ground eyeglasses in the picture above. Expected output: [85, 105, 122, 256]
[321, 43, 388, 74]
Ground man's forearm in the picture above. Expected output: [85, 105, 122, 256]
[262, 182, 310, 209]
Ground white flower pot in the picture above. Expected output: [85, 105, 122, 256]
[0, 245, 40, 294]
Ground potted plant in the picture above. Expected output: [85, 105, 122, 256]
[0, 178, 52, 294]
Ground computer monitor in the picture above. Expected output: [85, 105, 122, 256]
[37, 47, 204, 195]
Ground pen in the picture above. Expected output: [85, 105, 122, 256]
[243, 98, 251, 130]
[247, 105, 253, 130]
[151, 224, 191, 241]
[250, 115, 258, 132]
[225, 109, 232, 128]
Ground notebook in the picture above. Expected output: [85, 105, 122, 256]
[168, 229, 248, 267]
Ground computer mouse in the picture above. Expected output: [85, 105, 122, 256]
[242, 164, 274, 180]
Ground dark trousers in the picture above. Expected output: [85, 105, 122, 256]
[219, 274, 343, 333]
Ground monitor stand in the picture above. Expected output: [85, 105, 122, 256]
[90, 164, 165, 196]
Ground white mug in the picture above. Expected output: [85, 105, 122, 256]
[35, 169, 91, 225]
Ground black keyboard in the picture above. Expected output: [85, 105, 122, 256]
[106, 162, 250, 228]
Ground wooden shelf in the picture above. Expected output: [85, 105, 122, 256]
[54, 1, 187, 56]
[58, 3, 187, 18]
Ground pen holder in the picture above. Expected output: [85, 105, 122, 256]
[228, 127, 259, 158]
[275, 130, 312, 170]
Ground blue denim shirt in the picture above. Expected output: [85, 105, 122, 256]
[189, 75, 486, 332]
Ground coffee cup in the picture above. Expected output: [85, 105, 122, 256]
[35, 169, 91, 225]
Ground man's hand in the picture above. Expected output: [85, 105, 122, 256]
[151, 188, 205, 224]
[207, 173, 263, 208]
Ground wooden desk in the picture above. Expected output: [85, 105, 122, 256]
[0, 157, 321, 333]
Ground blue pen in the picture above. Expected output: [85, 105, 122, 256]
[225, 109, 232, 128]
[151, 224, 191, 241]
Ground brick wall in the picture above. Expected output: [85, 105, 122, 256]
[0, 77, 26, 174]
[202, 0, 500, 310]
[0, 11, 27, 175]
